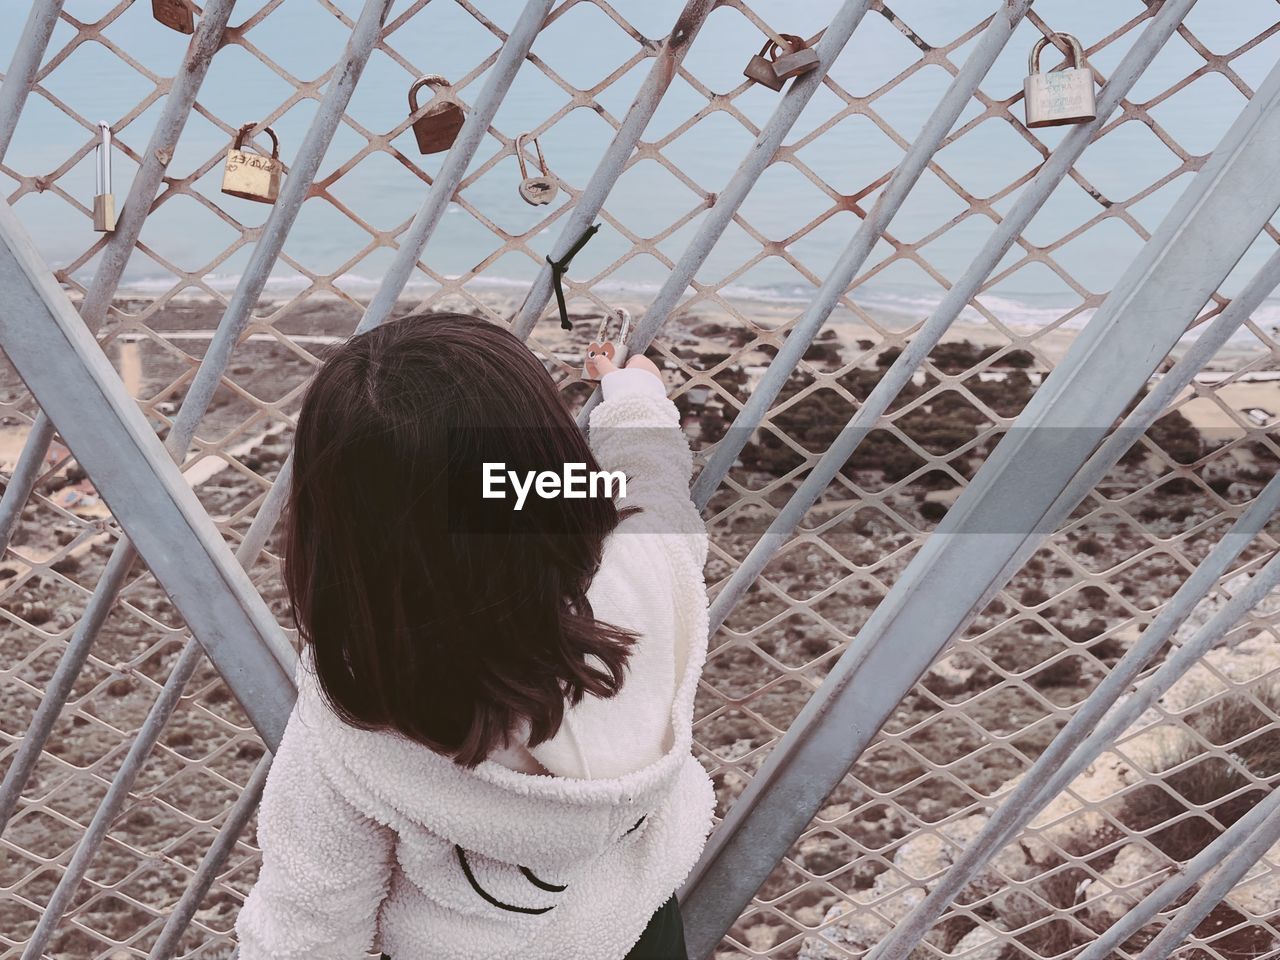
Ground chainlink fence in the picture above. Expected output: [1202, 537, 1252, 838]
[1, 1, 1279, 958]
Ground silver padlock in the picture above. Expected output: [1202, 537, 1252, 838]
[516, 132, 558, 206]
[93, 121, 117, 233]
[1024, 33, 1096, 128]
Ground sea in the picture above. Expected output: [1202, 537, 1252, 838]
[3, 0, 1280, 342]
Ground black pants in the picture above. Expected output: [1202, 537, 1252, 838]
[379, 893, 688, 960]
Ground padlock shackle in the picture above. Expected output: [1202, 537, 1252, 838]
[593, 307, 632, 345]
[409, 74, 451, 112]
[515, 131, 548, 180]
[233, 122, 280, 159]
[95, 121, 112, 195]
[1029, 32, 1086, 75]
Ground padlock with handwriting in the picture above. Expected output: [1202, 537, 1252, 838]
[409, 76, 465, 154]
[221, 123, 283, 204]
[152, 0, 195, 34]
[1024, 33, 1096, 128]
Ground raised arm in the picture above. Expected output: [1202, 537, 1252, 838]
[587, 359, 707, 565]
[235, 715, 396, 960]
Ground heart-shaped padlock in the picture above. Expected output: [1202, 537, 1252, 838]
[584, 341, 616, 381]
[516, 132, 559, 206]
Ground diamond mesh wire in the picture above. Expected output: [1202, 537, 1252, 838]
[0, 1, 1278, 958]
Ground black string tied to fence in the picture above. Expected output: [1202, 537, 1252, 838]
[546, 222, 600, 331]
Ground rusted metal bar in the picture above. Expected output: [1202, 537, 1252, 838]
[681, 19, 1280, 953]
[690, 0, 1033, 508]
[0, 0, 65, 159]
[358, 0, 556, 331]
[575, 0, 877, 427]
[865, 244, 1280, 960]
[508, 0, 718, 341]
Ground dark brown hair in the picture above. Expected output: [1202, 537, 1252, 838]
[284, 312, 636, 767]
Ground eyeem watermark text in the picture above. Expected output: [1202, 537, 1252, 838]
[482, 463, 627, 511]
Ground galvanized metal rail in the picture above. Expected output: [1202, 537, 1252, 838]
[680, 30, 1280, 953]
[0, 196, 294, 773]
[863, 240, 1280, 960]
[0, 0, 240, 832]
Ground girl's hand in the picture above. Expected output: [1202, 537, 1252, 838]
[591, 353, 661, 380]
[594, 353, 666, 400]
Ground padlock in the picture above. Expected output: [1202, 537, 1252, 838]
[93, 122, 117, 233]
[770, 34, 820, 83]
[1024, 33, 1097, 128]
[743, 39, 786, 92]
[221, 123, 283, 204]
[583, 309, 631, 382]
[151, 0, 195, 34]
[516, 132, 558, 206]
[408, 76, 465, 155]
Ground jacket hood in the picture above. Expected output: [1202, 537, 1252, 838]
[289, 579, 709, 874]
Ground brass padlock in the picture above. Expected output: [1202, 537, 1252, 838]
[408, 75, 465, 155]
[771, 34, 820, 83]
[93, 122, 117, 233]
[516, 132, 558, 206]
[152, 0, 195, 34]
[1024, 33, 1097, 128]
[583, 309, 631, 382]
[221, 123, 283, 204]
[743, 39, 786, 92]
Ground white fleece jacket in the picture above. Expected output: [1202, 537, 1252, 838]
[234, 370, 714, 960]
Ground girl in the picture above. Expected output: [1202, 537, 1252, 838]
[235, 313, 713, 960]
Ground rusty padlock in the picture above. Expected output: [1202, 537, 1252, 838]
[743, 39, 786, 91]
[221, 123, 283, 204]
[93, 121, 117, 233]
[1024, 33, 1096, 128]
[771, 34, 820, 83]
[516, 132, 558, 206]
[583, 309, 632, 382]
[151, 0, 195, 34]
[408, 75, 465, 155]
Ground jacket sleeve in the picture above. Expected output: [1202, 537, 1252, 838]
[586, 368, 708, 569]
[526, 371, 707, 780]
[235, 716, 396, 960]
